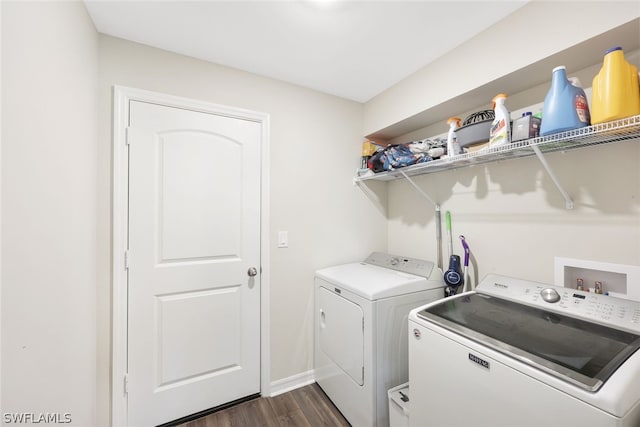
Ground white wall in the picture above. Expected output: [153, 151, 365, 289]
[384, 142, 640, 288]
[3, 2, 638, 426]
[1, 2, 98, 426]
[364, 1, 640, 136]
[96, 35, 387, 425]
[362, 2, 640, 289]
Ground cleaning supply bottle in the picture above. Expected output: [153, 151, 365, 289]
[591, 46, 640, 124]
[446, 117, 461, 156]
[569, 77, 591, 126]
[540, 66, 590, 136]
[489, 93, 510, 147]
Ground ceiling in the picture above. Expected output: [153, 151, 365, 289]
[84, 0, 528, 103]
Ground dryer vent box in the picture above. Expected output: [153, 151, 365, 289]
[554, 257, 640, 301]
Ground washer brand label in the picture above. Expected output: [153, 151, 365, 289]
[469, 353, 490, 370]
[493, 282, 508, 289]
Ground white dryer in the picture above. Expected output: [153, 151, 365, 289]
[314, 252, 444, 427]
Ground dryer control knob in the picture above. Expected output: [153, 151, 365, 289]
[541, 288, 561, 303]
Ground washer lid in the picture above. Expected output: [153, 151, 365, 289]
[416, 291, 640, 392]
[316, 262, 442, 300]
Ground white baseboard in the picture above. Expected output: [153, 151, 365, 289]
[268, 370, 316, 397]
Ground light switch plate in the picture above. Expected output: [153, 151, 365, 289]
[278, 231, 288, 248]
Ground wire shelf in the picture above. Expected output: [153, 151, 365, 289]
[356, 115, 640, 182]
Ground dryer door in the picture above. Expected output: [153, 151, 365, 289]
[318, 286, 364, 385]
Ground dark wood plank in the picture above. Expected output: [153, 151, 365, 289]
[289, 384, 350, 427]
[269, 392, 312, 427]
[307, 384, 350, 426]
[209, 411, 231, 427]
[176, 383, 349, 427]
[269, 391, 300, 415]
[254, 398, 282, 427]
[181, 409, 231, 427]
[224, 398, 275, 427]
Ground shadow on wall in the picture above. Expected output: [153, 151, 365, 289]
[355, 179, 389, 217]
[487, 141, 640, 214]
[365, 139, 639, 226]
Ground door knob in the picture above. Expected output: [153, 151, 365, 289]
[248, 267, 258, 277]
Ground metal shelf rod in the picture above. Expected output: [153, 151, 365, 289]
[531, 145, 574, 210]
[398, 169, 438, 207]
[398, 169, 443, 270]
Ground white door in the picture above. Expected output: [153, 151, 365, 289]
[127, 100, 261, 426]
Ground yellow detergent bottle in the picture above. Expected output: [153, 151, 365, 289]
[591, 46, 640, 124]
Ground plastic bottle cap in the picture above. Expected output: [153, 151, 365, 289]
[492, 93, 508, 102]
[606, 46, 622, 54]
[552, 65, 566, 73]
[568, 77, 583, 87]
[447, 117, 461, 124]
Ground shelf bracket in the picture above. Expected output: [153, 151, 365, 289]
[398, 169, 438, 207]
[531, 145, 574, 210]
[398, 169, 443, 270]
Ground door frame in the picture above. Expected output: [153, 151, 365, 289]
[111, 86, 271, 427]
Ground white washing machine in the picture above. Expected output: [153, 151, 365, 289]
[409, 274, 640, 426]
[314, 252, 444, 427]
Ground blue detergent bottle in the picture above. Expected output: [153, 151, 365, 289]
[540, 66, 591, 136]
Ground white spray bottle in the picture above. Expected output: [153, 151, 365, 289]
[446, 117, 461, 157]
[489, 93, 510, 147]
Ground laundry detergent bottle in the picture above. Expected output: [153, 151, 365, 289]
[489, 93, 510, 147]
[591, 46, 640, 124]
[540, 66, 590, 136]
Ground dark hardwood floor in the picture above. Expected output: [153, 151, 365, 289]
[179, 383, 351, 427]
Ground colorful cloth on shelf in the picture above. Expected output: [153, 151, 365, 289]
[368, 143, 435, 172]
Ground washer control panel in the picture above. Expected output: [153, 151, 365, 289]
[364, 252, 434, 278]
[540, 288, 561, 303]
[477, 274, 640, 333]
